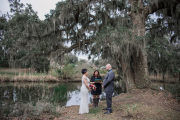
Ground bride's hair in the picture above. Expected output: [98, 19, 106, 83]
[81, 68, 87, 74]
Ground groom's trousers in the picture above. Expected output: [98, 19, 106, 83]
[105, 91, 113, 111]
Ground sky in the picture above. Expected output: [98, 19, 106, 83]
[0, 0, 90, 60]
[0, 0, 61, 20]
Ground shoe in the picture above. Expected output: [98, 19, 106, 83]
[104, 110, 112, 114]
[102, 108, 107, 110]
[96, 98, 99, 107]
[93, 99, 96, 108]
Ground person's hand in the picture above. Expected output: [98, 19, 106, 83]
[102, 85, 104, 88]
[89, 88, 92, 91]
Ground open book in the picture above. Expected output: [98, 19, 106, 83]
[95, 79, 103, 83]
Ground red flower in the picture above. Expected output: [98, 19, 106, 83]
[89, 84, 96, 91]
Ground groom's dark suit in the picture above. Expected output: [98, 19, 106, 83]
[102, 69, 115, 113]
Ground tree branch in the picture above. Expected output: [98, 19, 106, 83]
[145, 0, 180, 17]
[57, 39, 91, 57]
[16, 39, 91, 63]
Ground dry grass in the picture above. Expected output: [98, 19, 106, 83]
[0, 63, 115, 82]
[150, 74, 179, 83]
[0, 62, 96, 82]
[0, 68, 65, 82]
[0, 75, 60, 82]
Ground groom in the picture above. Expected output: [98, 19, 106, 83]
[102, 64, 115, 114]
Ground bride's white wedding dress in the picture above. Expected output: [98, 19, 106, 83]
[79, 75, 90, 114]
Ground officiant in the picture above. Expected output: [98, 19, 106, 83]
[90, 70, 103, 108]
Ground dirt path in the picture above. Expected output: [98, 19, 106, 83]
[54, 89, 180, 120]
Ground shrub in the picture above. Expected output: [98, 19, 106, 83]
[57, 63, 76, 78]
[166, 83, 180, 101]
[34, 56, 50, 74]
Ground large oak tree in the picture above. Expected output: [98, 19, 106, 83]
[3, 0, 180, 91]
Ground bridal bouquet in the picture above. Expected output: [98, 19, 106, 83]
[89, 84, 96, 91]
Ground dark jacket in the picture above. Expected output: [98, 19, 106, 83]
[90, 76, 102, 95]
[102, 69, 115, 92]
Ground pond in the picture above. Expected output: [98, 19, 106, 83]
[0, 81, 126, 117]
[152, 82, 178, 90]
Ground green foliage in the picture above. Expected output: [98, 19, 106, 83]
[147, 36, 180, 76]
[0, 16, 7, 30]
[57, 63, 76, 78]
[0, 58, 9, 68]
[94, 60, 99, 67]
[166, 84, 180, 100]
[0, 0, 41, 69]
[99, 69, 107, 74]
[79, 59, 87, 65]
[0, 16, 9, 67]
[57, 69, 63, 77]
[16, 51, 27, 60]
[62, 53, 78, 65]
[89, 108, 100, 114]
[34, 56, 50, 74]
[8, 0, 24, 13]
[124, 103, 138, 117]
[1, 0, 180, 92]
[50, 84, 68, 104]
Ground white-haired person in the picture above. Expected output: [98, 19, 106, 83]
[102, 64, 115, 114]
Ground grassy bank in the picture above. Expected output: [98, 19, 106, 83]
[0, 68, 79, 82]
[0, 75, 61, 82]
[0, 62, 109, 82]
[150, 75, 179, 83]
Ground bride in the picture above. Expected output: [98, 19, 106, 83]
[79, 68, 92, 114]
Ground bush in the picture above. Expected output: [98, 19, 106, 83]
[34, 56, 50, 74]
[166, 83, 180, 101]
[99, 69, 107, 74]
[57, 63, 76, 78]
[63, 53, 78, 65]
[79, 59, 87, 65]
[95, 60, 99, 67]
[0, 58, 9, 67]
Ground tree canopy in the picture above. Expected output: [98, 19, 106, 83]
[1, 0, 180, 90]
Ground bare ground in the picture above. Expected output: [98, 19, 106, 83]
[52, 88, 180, 120]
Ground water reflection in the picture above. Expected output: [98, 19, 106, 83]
[65, 81, 126, 106]
[152, 82, 177, 90]
[0, 81, 126, 117]
[152, 82, 165, 90]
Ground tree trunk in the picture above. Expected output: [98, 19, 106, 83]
[179, 72, 180, 83]
[133, 50, 150, 88]
[123, 0, 150, 90]
[119, 57, 135, 92]
[163, 74, 165, 89]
